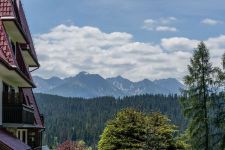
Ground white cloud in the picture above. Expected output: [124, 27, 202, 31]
[205, 35, 225, 66]
[206, 35, 225, 49]
[161, 37, 199, 51]
[142, 19, 156, 31]
[156, 26, 177, 32]
[33, 24, 225, 81]
[160, 36, 225, 69]
[201, 18, 223, 26]
[142, 17, 177, 32]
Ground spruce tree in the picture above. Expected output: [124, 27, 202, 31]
[181, 42, 213, 150]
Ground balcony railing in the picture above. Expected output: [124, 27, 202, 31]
[3, 104, 34, 124]
[2, 91, 34, 125]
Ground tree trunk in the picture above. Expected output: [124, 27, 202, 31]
[202, 53, 209, 150]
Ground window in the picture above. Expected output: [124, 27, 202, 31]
[22, 131, 26, 143]
[17, 130, 21, 140]
[9, 87, 15, 104]
[2, 82, 8, 104]
[28, 131, 36, 147]
[2, 82, 20, 104]
[17, 129, 27, 144]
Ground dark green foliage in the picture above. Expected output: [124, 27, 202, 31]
[145, 112, 183, 150]
[181, 42, 213, 150]
[98, 109, 185, 150]
[212, 53, 225, 149]
[180, 43, 225, 150]
[98, 108, 146, 150]
[35, 94, 185, 148]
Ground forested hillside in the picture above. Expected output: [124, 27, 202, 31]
[35, 93, 186, 148]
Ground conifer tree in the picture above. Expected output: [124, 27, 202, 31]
[181, 42, 213, 150]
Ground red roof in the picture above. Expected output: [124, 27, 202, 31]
[0, 0, 16, 18]
[0, 20, 17, 66]
[0, 0, 39, 66]
[0, 129, 31, 150]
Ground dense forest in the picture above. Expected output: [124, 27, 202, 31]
[35, 93, 186, 148]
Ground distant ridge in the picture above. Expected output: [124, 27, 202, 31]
[33, 72, 184, 98]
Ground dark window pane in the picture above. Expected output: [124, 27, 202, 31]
[22, 131, 26, 143]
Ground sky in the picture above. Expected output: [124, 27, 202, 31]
[22, 0, 225, 81]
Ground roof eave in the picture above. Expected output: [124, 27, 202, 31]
[0, 58, 36, 88]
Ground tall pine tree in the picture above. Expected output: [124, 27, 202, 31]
[181, 42, 213, 150]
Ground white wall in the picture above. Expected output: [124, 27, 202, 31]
[0, 79, 2, 126]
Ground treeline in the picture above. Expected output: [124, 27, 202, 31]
[35, 93, 186, 148]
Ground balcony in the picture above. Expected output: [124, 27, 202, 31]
[0, 0, 39, 67]
[0, 0, 27, 43]
[2, 90, 34, 125]
[3, 104, 34, 124]
[20, 44, 39, 67]
[0, 21, 34, 88]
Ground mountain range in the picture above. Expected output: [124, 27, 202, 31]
[33, 71, 184, 98]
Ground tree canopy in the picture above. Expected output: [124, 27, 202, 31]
[98, 108, 186, 150]
[180, 42, 225, 149]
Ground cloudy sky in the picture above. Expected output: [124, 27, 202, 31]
[22, 0, 225, 81]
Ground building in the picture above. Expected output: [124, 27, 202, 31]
[0, 0, 44, 149]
